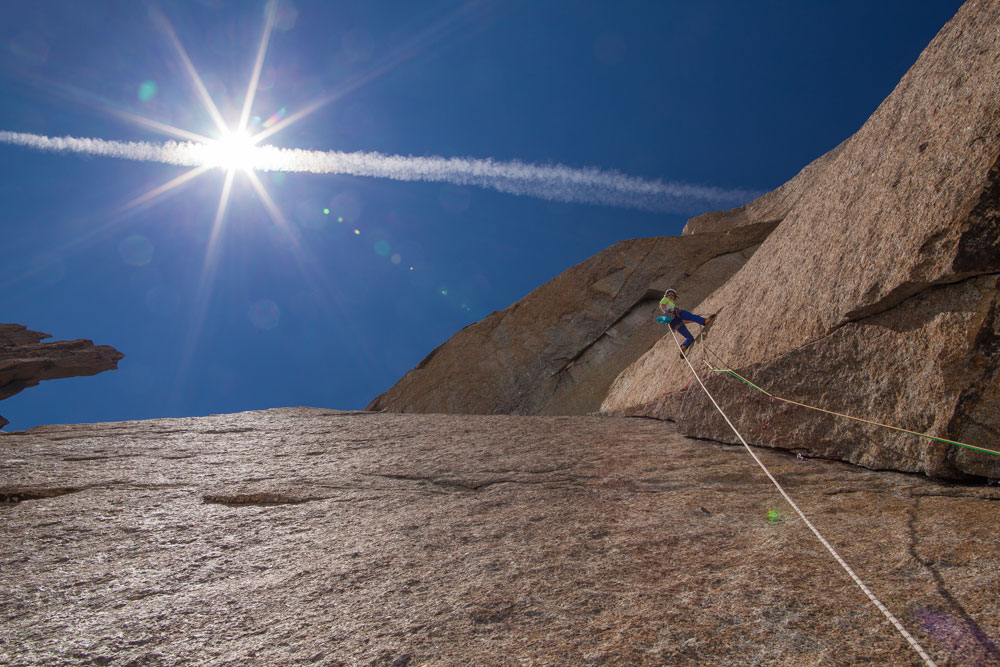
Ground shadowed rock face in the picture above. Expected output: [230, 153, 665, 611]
[368, 221, 776, 416]
[603, 0, 1000, 479]
[0, 324, 124, 429]
[1, 407, 998, 665]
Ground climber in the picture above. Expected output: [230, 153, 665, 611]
[658, 288, 713, 357]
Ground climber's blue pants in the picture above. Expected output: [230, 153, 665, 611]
[670, 310, 706, 347]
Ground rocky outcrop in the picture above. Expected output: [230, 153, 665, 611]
[2, 407, 999, 664]
[603, 0, 1000, 479]
[0, 324, 124, 428]
[368, 221, 776, 416]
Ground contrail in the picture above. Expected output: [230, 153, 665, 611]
[0, 130, 757, 212]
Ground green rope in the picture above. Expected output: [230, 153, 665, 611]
[706, 367, 1000, 459]
[714, 368, 771, 396]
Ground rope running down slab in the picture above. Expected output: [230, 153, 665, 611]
[669, 328, 938, 666]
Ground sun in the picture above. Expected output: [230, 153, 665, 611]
[204, 129, 257, 172]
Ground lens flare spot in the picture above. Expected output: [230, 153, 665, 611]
[323, 208, 330, 215]
[374, 240, 390, 256]
[440, 288, 448, 296]
[137, 80, 158, 101]
[249, 299, 281, 330]
[914, 607, 988, 656]
[119, 234, 154, 266]
[390, 253, 402, 264]
[337, 216, 344, 223]
[353, 229, 360, 235]
[262, 107, 287, 129]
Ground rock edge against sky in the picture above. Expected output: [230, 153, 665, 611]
[372, 0, 1000, 481]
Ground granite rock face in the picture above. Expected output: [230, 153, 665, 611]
[2, 407, 999, 665]
[680, 139, 847, 237]
[369, 0, 998, 480]
[0, 324, 124, 429]
[603, 0, 1000, 479]
[368, 221, 776, 416]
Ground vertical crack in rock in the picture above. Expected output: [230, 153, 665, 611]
[906, 499, 1000, 664]
[946, 290, 1000, 451]
[367, 221, 776, 417]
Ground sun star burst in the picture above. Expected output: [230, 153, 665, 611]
[205, 129, 258, 173]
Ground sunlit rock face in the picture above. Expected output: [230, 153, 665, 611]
[2, 407, 999, 664]
[603, 0, 1000, 479]
[679, 138, 847, 237]
[368, 222, 777, 416]
[0, 324, 124, 429]
[372, 0, 999, 480]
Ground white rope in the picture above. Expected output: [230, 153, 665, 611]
[669, 328, 937, 667]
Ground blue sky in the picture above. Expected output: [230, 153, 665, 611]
[0, 0, 963, 429]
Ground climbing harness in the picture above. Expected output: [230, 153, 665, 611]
[668, 328, 938, 667]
